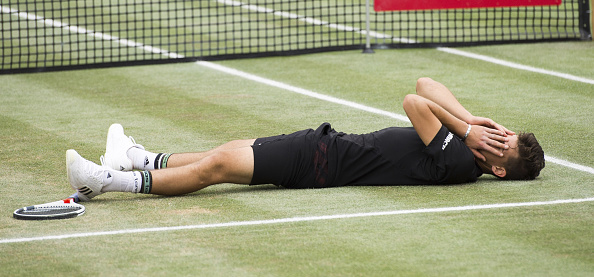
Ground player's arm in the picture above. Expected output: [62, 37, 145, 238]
[415, 77, 514, 134]
[414, 77, 513, 160]
[402, 94, 468, 146]
[415, 77, 473, 123]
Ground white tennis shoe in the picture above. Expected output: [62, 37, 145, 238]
[66, 149, 107, 202]
[100, 123, 144, 171]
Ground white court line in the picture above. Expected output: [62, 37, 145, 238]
[3, 5, 593, 174]
[2, 197, 593, 244]
[198, 61, 411, 122]
[215, 0, 415, 43]
[0, 5, 183, 59]
[437, 48, 594, 85]
[545, 155, 594, 174]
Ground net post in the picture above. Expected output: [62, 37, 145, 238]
[363, 0, 375, 53]
[581, 0, 593, 40]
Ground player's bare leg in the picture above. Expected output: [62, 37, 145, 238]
[150, 146, 255, 195]
[164, 139, 256, 168]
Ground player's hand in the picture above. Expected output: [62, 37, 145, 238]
[464, 125, 509, 162]
[468, 116, 515, 136]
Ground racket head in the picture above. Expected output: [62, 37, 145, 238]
[13, 197, 85, 220]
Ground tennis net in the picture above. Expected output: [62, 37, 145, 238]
[1, 0, 591, 73]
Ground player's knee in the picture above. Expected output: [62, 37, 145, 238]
[403, 94, 420, 110]
[191, 152, 230, 185]
[416, 77, 433, 91]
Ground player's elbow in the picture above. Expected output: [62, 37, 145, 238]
[416, 77, 434, 94]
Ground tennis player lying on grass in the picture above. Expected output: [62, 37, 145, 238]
[67, 78, 545, 201]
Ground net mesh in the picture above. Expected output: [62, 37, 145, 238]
[1, 0, 590, 73]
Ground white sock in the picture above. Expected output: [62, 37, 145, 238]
[127, 147, 158, 170]
[102, 170, 143, 193]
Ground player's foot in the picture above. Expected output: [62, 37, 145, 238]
[66, 149, 107, 201]
[100, 123, 144, 171]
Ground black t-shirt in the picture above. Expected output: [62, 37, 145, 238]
[324, 124, 483, 186]
[251, 123, 483, 189]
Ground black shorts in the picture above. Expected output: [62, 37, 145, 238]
[250, 123, 334, 189]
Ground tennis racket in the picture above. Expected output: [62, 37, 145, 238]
[13, 193, 85, 220]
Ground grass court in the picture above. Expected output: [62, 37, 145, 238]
[1, 41, 593, 276]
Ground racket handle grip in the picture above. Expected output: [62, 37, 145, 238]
[68, 192, 81, 203]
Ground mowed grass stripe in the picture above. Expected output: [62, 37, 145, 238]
[0, 115, 74, 189]
[0, 67, 266, 151]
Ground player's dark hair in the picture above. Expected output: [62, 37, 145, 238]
[503, 132, 545, 180]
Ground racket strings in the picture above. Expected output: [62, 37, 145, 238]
[21, 207, 83, 215]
